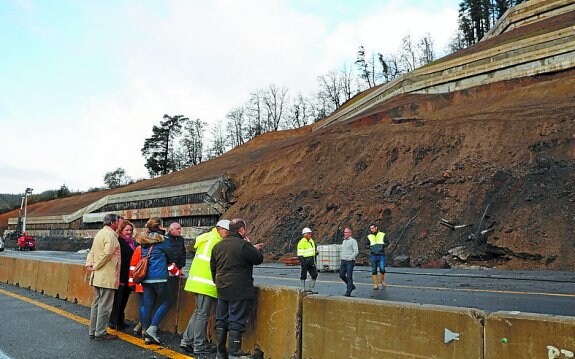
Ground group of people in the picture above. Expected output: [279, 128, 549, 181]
[85, 213, 387, 357]
[297, 223, 389, 297]
[85, 214, 186, 343]
[85, 213, 264, 359]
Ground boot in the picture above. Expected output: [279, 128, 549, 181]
[216, 327, 228, 359]
[144, 325, 163, 345]
[309, 279, 318, 294]
[372, 275, 379, 290]
[379, 273, 387, 288]
[229, 330, 252, 359]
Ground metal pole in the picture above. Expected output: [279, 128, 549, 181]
[22, 188, 33, 234]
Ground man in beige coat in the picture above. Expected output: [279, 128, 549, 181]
[86, 213, 122, 340]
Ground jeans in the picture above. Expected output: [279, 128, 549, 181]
[141, 281, 171, 329]
[181, 293, 216, 349]
[370, 254, 386, 275]
[215, 299, 251, 332]
[339, 260, 355, 293]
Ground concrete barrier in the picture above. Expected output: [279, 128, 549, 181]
[13, 258, 40, 291]
[302, 295, 485, 359]
[485, 311, 575, 358]
[243, 286, 303, 359]
[36, 260, 70, 299]
[0, 255, 17, 284]
[66, 263, 93, 306]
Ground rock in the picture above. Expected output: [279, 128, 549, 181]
[392, 255, 410, 267]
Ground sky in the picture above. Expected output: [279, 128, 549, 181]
[0, 0, 460, 195]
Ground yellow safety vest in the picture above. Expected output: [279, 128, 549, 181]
[367, 231, 386, 246]
[297, 238, 316, 258]
[184, 227, 222, 298]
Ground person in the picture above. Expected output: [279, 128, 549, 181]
[339, 227, 359, 297]
[210, 219, 264, 359]
[366, 223, 390, 289]
[85, 213, 122, 341]
[135, 217, 177, 345]
[180, 219, 230, 355]
[165, 222, 186, 271]
[109, 220, 136, 330]
[297, 227, 318, 293]
[128, 244, 144, 337]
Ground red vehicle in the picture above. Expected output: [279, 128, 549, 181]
[17, 234, 36, 251]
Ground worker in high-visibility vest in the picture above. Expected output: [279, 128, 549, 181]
[366, 223, 390, 289]
[180, 219, 230, 355]
[297, 227, 319, 293]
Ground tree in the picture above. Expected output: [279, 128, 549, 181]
[104, 168, 132, 189]
[57, 184, 70, 198]
[226, 106, 246, 147]
[399, 34, 418, 72]
[207, 121, 227, 159]
[262, 84, 288, 131]
[141, 114, 186, 177]
[418, 33, 435, 65]
[180, 118, 206, 166]
[355, 46, 374, 89]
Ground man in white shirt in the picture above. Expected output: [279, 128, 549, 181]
[339, 227, 359, 297]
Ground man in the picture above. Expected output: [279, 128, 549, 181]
[180, 219, 230, 355]
[165, 222, 186, 271]
[297, 227, 318, 293]
[339, 227, 359, 297]
[211, 219, 264, 359]
[86, 213, 122, 340]
[366, 223, 390, 289]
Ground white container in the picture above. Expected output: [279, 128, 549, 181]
[316, 244, 342, 272]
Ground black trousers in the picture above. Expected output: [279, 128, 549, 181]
[110, 284, 131, 325]
[300, 260, 318, 280]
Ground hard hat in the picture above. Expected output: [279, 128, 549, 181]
[216, 219, 230, 230]
[302, 227, 312, 235]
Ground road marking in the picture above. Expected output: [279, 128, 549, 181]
[0, 287, 192, 359]
[254, 275, 575, 298]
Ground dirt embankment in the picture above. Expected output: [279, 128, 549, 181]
[223, 70, 575, 270]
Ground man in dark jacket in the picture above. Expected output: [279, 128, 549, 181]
[165, 222, 186, 270]
[210, 218, 264, 359]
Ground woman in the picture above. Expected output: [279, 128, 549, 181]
[128, 245, 144, 336]
[135, 217, 175, 345]
[110, 220, 136, 330]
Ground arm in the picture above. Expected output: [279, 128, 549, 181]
[351, 239, 359, 260]
[243, 241, 264, 265]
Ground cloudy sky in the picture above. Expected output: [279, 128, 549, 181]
[0, 0, 460, 195]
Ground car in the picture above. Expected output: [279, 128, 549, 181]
[0, 237, 5, 252]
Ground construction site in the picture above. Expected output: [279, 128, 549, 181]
[1, 0, 574, 271]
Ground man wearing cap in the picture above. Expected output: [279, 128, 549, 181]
[297, 227, 319, 293]
[180, 219, 230, 355]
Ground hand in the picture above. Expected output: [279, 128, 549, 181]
[85, 264, 94, 272]
[254, 243, 264, 250]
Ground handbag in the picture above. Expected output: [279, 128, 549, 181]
[132, 245, 154, 284]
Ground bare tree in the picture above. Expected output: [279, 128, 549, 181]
[418, 33, 435, 65]
[226, 106, 246, 147]
[399, 34, 418, 72]
[180, 118, 206, 166]
[340, 63, 355, 101]
[262, 84, 288, 131]
[245, 91, 264, 138]
[287, 93, 313, 129]
[318, 70, 343, 109]
[355, 45, 374, 88]
[206, 120, 227, 160]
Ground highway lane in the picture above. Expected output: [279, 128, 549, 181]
[3, 249, 574, 317]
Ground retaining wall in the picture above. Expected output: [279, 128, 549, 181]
[1, 256, 573, 358]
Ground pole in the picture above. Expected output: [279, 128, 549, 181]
[22, 188, 33, 234]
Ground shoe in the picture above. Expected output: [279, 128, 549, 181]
[108, 323, 118, 330]
[194, 344, 217, 354]
[143, 331, 163, 345]
[183, 345, 194, 354]
[144, 337, 152, 345]
[133, 322, 142, 336]
[95, 333, 119, 340]
[89, 334, 95, 340]
[344, 292, 351, 297]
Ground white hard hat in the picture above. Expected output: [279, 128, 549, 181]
[216, 219, 230, 230]
[302, 227, 312, 235]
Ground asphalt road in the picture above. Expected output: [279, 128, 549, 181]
[3, 249, 575, 316]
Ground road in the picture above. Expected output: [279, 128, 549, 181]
[4, 249, 575, 316]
